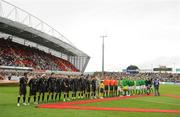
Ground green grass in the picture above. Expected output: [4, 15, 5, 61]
[80, 96, 180, 110]
[0, 85, 180, 117]
[159, 85, 180, 95]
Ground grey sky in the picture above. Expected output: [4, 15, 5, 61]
[5, 0, 180, 71]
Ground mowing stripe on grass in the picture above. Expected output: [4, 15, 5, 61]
[131, 98, 180, 106]
[38, 95, 180, 114]
[39, 105, 180, 114]
[162, 94, 180, 99]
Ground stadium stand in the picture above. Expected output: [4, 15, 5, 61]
[94, 72, 180, 82]
[0, 37, 78, 72]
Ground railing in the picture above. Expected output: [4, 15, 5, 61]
[0, 0, 74, 46]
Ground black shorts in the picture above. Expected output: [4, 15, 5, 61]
[80, 87, 84, 92]
[110, 86, 113, 91]
[19, 87, 26, 95]
[92, 87, 96, 92]
[55, 88, 62, 93]
[69, 87, 72, 91]
[105, 85, 109, 90]
[71, 87, 77, 93]
[64, 87, 69, 93]
[100, 88, 104, 93]
[39, 87, 46, 93]
[86, 88, 90, 92]
[29, 89, 37, 96]
[114, 86, 118, 90]
[78, 86, 83, 91]
[48, 87, 55, 93]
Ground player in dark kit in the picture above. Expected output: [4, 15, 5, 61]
[78, 75, 86, 99]
[91, 77, 97, 98]
[85, 76, 91, 99]
[47, 73, 57, 102]
[55, 77, 63, 101]
[78, 75, 84, 99]
[27, 74, 39, 105]
[38, 74, 47, 104]
[63, 76, 70, 101]
[70, 76, 78, 100]
[17, 72, 28, 106]
[82, 76, 87, 98]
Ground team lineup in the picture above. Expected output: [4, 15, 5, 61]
[0, 0, 180, 117]
[17, 72, 158, 106]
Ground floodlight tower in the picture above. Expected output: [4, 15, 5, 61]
[100, 35, 107, 79]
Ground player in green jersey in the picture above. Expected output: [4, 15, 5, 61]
[130, 79, 135, 95]
[135, 78, 141, 95]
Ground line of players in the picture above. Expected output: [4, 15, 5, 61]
[17, 73, 97, 106]
[102, 76, 153, 98]
[17, 73, 153, 106]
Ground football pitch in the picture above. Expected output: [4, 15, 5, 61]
[0, 85, 180, 117]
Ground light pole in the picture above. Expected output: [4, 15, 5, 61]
[100, 35, 107, 79]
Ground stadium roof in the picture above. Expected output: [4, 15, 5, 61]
[0, 16, 88, 57]
[0, 0, 89, 57]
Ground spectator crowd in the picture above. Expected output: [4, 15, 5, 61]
[0, 37, 78, 72]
